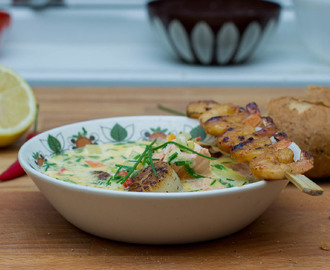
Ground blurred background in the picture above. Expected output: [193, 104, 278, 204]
[0, 0, 329, 87]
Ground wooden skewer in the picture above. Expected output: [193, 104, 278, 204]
[285, 172, 324, 196]
[157, 105, 324, 196]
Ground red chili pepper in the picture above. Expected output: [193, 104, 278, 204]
[26, 132, 39, 141]
[118, 171, 133, 188]
[0, 160, 26, 181]
[0, 132, 39, 181]
[123, 178, 132, 188]
[0, 105, 39, 181]
[195, 136, 202, 141]
[57, 168, 67, 175]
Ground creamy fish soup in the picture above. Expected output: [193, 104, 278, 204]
[41, 140, 257, 192]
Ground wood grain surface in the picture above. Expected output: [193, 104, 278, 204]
[1, 87, 329, 269]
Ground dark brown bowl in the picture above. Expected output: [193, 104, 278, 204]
[147, 0, 281, 65]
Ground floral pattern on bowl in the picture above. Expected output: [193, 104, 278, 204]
[26, 116, 206, 171]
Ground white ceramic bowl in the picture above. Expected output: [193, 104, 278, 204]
[19, 116, 288, 244]
[294, 0, 330, 63]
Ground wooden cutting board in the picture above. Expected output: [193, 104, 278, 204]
[1, 87, 329, 269]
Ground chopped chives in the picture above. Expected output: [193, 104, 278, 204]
[44, 162, 56, 172]
[167, 152, 178, 164]
[184, 165, 204, 179]
[213, 164, 225, 170]
[148, 148, 158, 177]
[75, 156, 84, 162]
[210, 179, 216, 185]
[157, 104, 185, 116]
[116, 178, 124, 184]
[133, 154, 141, 160]
[101, 157, 114, 162]
[121, 139, 157, 183]
[174, 160, 192, 166]
[106, 165, 123, 185]
[114, 164, 133, 170]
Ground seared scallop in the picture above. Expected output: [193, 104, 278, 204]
[129, 161, 183, 192]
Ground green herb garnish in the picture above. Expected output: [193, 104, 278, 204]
[44, 162, 56, 172]
[89, 155, 100, 159]
[167, 152, 178, 164]
[213, 164, 225, 170]
[157, 104, 185, 116]
[101, 157, 114, 162]
[75, 156, 84, 162]
[174, 160, 192, 166]
[184, 165, 204, 178]
[114, 164, 133, 170]
[121, 139, 158, 183]
[148, 148, 157, 177]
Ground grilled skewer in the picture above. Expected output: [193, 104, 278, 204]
[186, 100, 323, 196]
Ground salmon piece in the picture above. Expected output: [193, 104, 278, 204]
[153, 141, 212, 180]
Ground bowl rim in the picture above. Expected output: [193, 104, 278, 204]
[18, 115, 283, 199]
[147, 0, 281, 16]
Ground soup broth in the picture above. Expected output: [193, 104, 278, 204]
[42, 141, 257, 192]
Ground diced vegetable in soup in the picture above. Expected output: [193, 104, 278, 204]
[41, 139, 258, 192]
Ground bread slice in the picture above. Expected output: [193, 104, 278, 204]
[267, 87, 330, 178]
[307, 85, 330, 107]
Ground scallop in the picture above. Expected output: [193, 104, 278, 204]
[129, 161, 183, 192]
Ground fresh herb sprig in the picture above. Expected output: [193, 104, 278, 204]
[121, 139, 158, 183]
[114, 139, 215, 184]
[184, 164, 204, 178]
[152, 141, 216, 160]
[213, 164, 225, 170]
[157, 104, 185, 116]
[148, 147, 157, 177]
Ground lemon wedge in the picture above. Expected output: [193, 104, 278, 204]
[0, 65, 36, 147]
